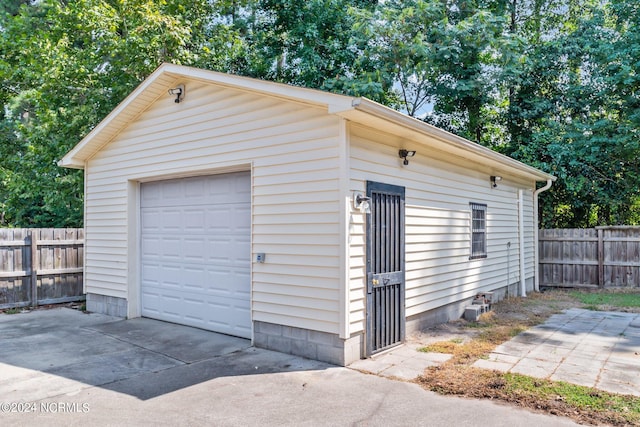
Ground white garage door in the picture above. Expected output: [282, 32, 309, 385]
[140, 172, 251, 338]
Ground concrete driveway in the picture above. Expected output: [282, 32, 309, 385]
[0, 308, 578, 426]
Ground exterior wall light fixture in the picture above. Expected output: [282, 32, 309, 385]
[168, 84, 185, 103]
[490, 175, 502, 188]
[399, 149, 416, 165]
[353, 192, 371, 214]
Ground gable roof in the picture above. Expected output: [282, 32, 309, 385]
[59, 63, 554, 182]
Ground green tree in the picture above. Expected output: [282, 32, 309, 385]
[0, 0, 32, 17]
[349, 0, 514, 145]
[246, 0, 390, 101]
[505, 1, 640, 227]
[426, 0, 512, 145]
[2, 0, 640, 229]
[0, 0, 227, 226]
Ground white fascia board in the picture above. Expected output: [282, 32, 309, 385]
[164, 63, 355, 111]
[57, 158, 85, 169]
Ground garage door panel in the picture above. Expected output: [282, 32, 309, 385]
[183, 209, 207, 231]
[235, 237, 251, 259]
[142, 264, 249, 294]
[147, 209, 183, 230]
[141, 209, 163, 230]
[141, 265, 248, 290]
[184, 178, 206, 198]
[145, 239, 248, 262]
[161, 181, 182, 199]
[157, 238, 183, 259]
[146, 263, 182, 284]
[140, 237, 162, 257]
[209, 241, 250, 264]
[207, 270, 249, 293]
[183, 238, 207, 261]
[206, 237, 233, 259]
[140, 172, 251, 339]
[207, 207, 235, 232]
[181, 267, 208, 290]
[230, 176, 251, 197]
[141, 286, 250, 335]
[235, 207, 252, 232]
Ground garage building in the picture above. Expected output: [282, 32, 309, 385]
[60, 63, 554, 365]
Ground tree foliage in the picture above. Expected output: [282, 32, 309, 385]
[1, 0, 639, 228]
[505, 1, 640, 226]
[0, 0, 231, 226]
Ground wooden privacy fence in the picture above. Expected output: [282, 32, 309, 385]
[539, 227, 640, 288]
[0, 228, 84, 309]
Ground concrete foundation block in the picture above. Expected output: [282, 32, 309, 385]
[267, 335, 292, 354]
[282, 326, 309, 340]
[253, 321, 361, 366]
[464, 305, 483, 322]
[258, 322, 283, 336]
[86, 294, 127, 318]
[253, 332, 269, 348]
[291, 340, 318, 360]
[308, 330, 336, 346]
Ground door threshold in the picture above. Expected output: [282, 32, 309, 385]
[368, 341, 404, 359]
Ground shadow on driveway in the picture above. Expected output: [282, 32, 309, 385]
[0, 308, 330, 401]
[0, 307, 584, 427]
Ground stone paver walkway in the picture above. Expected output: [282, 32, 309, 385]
[349, 343, 451, 380]
[349, 308, 640, 397]
[474, 308, 640, 396]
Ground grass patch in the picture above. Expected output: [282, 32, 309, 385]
[416, 290, 640, 426]
[477, 324, 527, 344]
[418, 367, 640, 426]
[419, 325, 525, 366]
[504, 374, 640, 414]
[570, 290, 640, 309]
[419, 338, 465, 354]
[503, 374, 640, 424]
[420, 342, 459, 354]
[2, 307, 21, 314]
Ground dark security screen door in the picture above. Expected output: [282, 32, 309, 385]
[366, 181, 406, 355]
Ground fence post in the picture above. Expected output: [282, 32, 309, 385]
[597, 227, 604, 289]
[30, 230, 38, 307]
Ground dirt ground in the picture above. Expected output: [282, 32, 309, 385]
[408, 288, 581, 345]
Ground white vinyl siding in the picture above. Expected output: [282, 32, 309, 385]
[347, 124, 531, 334]
[85, 81, 342, 334]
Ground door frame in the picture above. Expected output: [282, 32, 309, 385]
[365, 180, 406, 356]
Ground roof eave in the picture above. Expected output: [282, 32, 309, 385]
[59, 63, 174, 169]
[342, 98, 556, 183]
[59, 63, 556, 184]
[59, 63, 355, 169]
[57, 158, 84, 169]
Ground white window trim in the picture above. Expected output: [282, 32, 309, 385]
[470, 202, 487, 260]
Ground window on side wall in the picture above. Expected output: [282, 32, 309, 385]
[470, 202, 487, 259]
